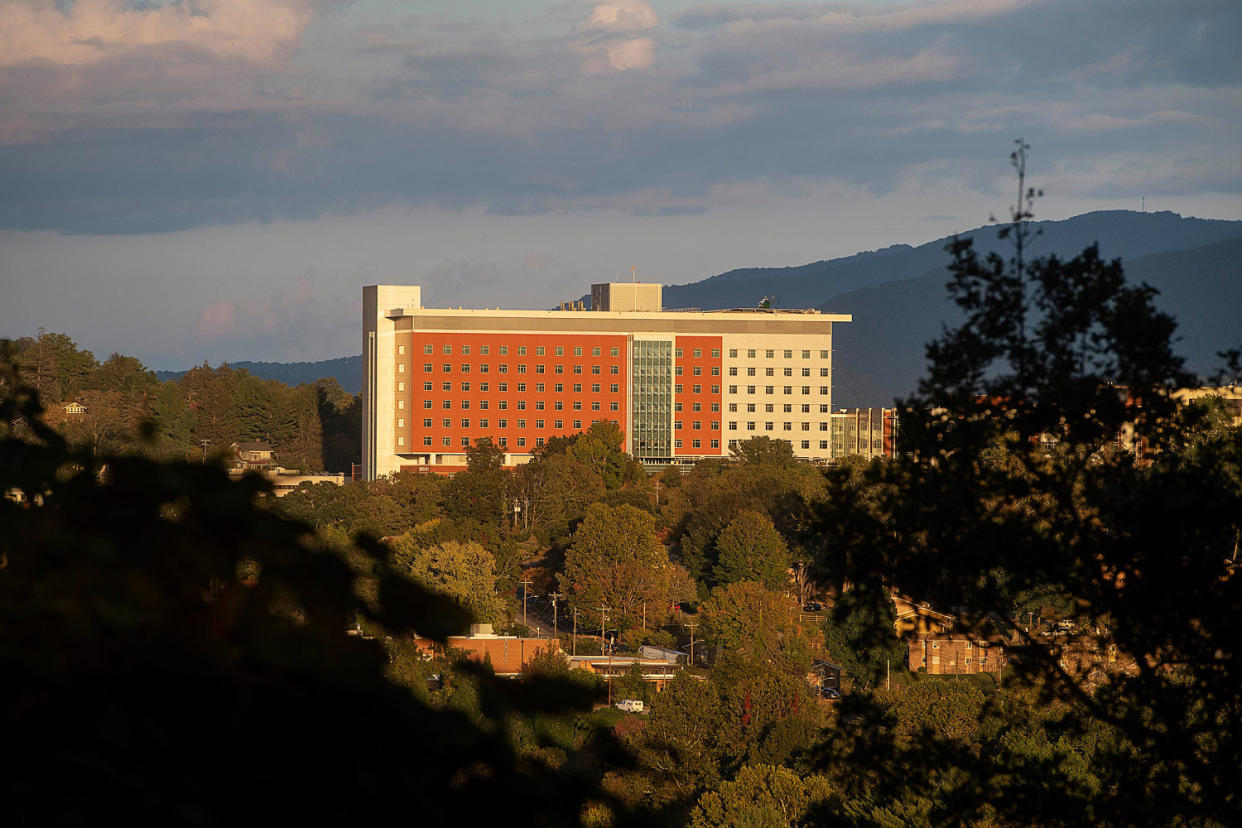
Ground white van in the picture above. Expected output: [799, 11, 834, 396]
[615, 699, 644, 713]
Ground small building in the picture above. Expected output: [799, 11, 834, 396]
[62, 401, 87, 416]
[909, 634, 1007, 676]
[810, 660, 843, 690]
[232, 441, 275, 470]
[638, 645, 687, 665]
[567, 655, 683, 691]
[412, 631, 561, 678]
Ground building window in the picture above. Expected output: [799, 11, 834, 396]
[692, 439, 701, 448]
[499, 346, 508, 355]
[592, 401, 600, 410]
[518, 346, 527, 355]
[765, 422, 774, 430]
[517, 437, 526, 447]
[397, 381, 405, 392]
[461, 383, 471, 392]
[498, 364, 508, 374]
[611, 347, 620, 356]
[728, 348, 737, 358]
[710, 438, 720, 448]
[499, 382, 508, 392]
[573, 401, 582, 410]
[592, 347, 601, 356]
[424, 344, 433, 354]
[675, 385, 683, 394]
[516, 383, 526, 392]
[728, 403, 736, 412]
[536, 419, 545, 429]
[479, 384, 489, 394]
[537, 346, 546, 356]
[611, 383, 619, 393]
[611, 365, 619, 374]
[554, 346, 563, 356]
[728, 421, 737, 430]
[674, 420, 683, 430]
[729, 385, 737, 394]
[675, 439, 683, 448]
[396, 417, 405, 428]
[747, 403, 756, 412]
[461, 346, 470, 355]
[610, 401, 619, 411]
[461, 418, 470, 428]
[747, 385, 755, 394]
[398, 399, 405, 410]
[461, 437, 470, 447]
[397, 345, 406, 356]
[801, 440, 810, 449]
[424, 363, 432, 373]
[517, 401, 526, 410]
[711, 385, 719, 394]
[747, 367, 756, 377]
[443, 437, 451, 446]
[535, 401, 545, 410]
[818, 386, 828, 395]
[442, 364, 451, 373]
[423, 400, 432, 409]
[574, 346, 583, 356]
[518, 419, 526, 428]
[517, 365, 526, 374]
[747, 349, 756, 358]
[765, 386, 774, 395]
[765, 349, 774, 358]
[499, 419, 508, 428]
[711, 420, 719, 430]
[443, 345, 452, 355]
[442, 400, 451, 410]
[692, 421, 701, 430]
[481, 346, 489, 355]
[819, 440, 828, 449]
[692, 348, 701, 358]
[592, 365, 601, 374]
[424, 436, 432, 446]
[747, 422, 756, 431]
[554, 419, 564, 429]
[573, 383, 582, 392]
[423, 418, 432, 427]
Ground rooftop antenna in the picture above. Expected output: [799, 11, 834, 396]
[1141, 195, 1146, 212]
[630, 265, 636, 283]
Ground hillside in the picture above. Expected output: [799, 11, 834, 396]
[663, 210, 1242, 312]
[828, 234, 1242, 406]
[156, 356, 362, 394]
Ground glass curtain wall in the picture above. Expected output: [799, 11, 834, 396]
[631, 339, 672, 460]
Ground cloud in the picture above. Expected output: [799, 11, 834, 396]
[0, 0, 315, 68]
[579, 0, 659, 33]
[196, 299, 236, 337]
[574, 0, 658, 73]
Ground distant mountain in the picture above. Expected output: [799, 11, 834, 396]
[828, 234, 1242, 407]
[158, 212, 1240, 408]
[662, 210, 1242, 312]
[156, 356, 362, 394]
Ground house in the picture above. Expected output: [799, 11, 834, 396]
[891, 592, 956, 637]
[62, 401, 86, 416]
[909, 633, 1007, 676]
[231, 441, 275, 470]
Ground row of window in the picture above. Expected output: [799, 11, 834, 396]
[395, 381, 621, 395]
[728, 422, 830, 432]
[729, 367, 828, 377]
[674, 439, 720, 449]
[675, 348, 720, 359]
[731, 348, 828, 360]
[731, 403, 830, 413]
[394, 419, 624, 449]
[674, 365, 721, 376]
[727, 385, 829, 395]
[410, 363, 622, 375]
[728, 438, 829, 451]
[675, 402, 721, 412]
[673, 421, 720, 431]
[415, 400, 620, 412]
[402, 417, 593, 430]
[405, 344, 623, 357]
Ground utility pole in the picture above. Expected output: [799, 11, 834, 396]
[683, 622, 699, 668]
[520, 578, 533, 629]
[642, 600, 647, 630]
[886, 658, 891, 692]
[572, 608, 578, 656]
[599, 605, 611, 656]
[200, 439, 210, 464]
[549, 592, 563, 639]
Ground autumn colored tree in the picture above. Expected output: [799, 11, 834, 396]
[559, 502, 670, 629]
[388, 537, 506, 627]
[700, 581, 811, 674]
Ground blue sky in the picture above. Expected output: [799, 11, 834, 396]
[1, 0, 1239, 369]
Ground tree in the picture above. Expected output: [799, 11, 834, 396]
[559, 502, 669, 629]
[690, 764, 839, 828]
[713, 510, 791, 590]
[820, 584, 905, 689]
[388, 538, 507, 627]
[700, 581, 811, 674]
[813, 142, 1242, 823]
[892, 679, 987, 745]
[731, 435, 798, 468]
[0, 350, 607, 826]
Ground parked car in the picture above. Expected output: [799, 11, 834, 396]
[615, 699, 645, 713]
[820, 687, 841, 700]
[803, 601, 824, 613]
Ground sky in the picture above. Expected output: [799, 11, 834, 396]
[1, 0, 1239, 370]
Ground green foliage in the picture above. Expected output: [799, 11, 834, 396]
[691, 764, 839, 828]
[559, 502, 670, 629]
[713, 510, 791, 590]
[613, 662, 649, 704]
[388, 538, 507, 627]
[892, 678, 986, 744]
[820, 584, 905, 689]
[701, 582, 811, 674]
[0, 354, 603, 825]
